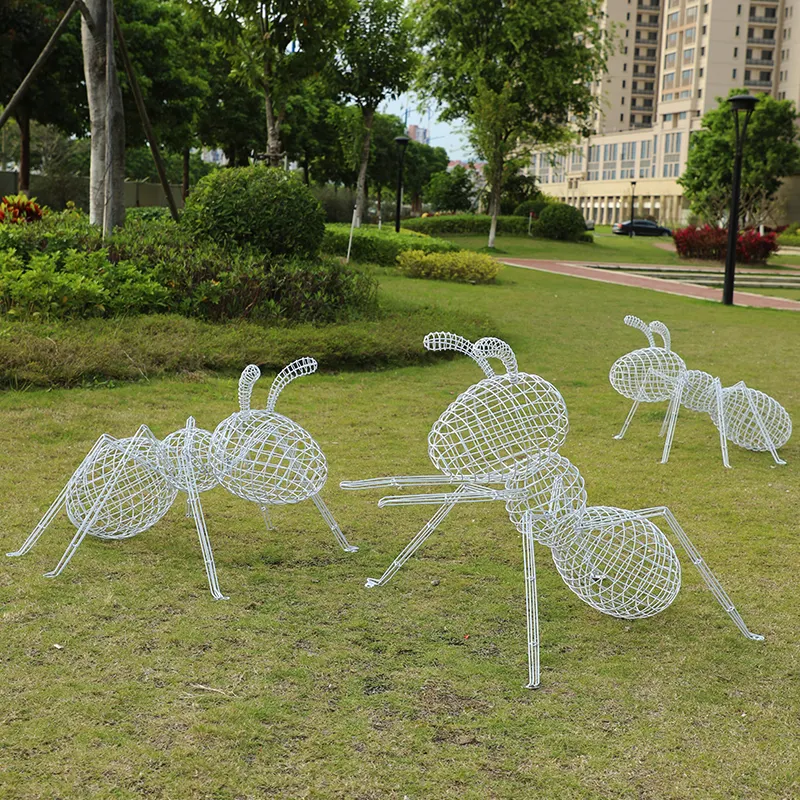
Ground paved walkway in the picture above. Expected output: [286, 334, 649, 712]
[503, 258, 800, 311]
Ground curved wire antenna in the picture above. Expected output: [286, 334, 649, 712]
[649, 321, 671, 351]
[474, 337, 518, 375]
[266, 357, 318, 412]
[423, 331, 495, 378]
[238, 364, 262, 412]
[624, 315, 656, 347]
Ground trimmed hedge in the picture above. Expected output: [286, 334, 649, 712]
[397, 250, 501, 283]
[182, 166, 325, 258]
[322, 224, 459, 265]
[673, 225, 778, 263]
[777, 231, 800, 248]
[401, 214, 531, 236]
[512, 198, 553, 218]
[0, 306, 495, 388]
[536, 203, 588, 241]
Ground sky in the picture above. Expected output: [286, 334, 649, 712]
[380, 93, 475, 162]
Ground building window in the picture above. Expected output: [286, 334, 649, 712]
[665, 52, 676, 68]
[684, 48, 695, 63]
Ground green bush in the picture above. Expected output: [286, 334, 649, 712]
[396, 249, 501, 283]
[402, 214, 530, 236]
[0, 207, 103, 260]
[182, 166, 325, 258]
[512, 197, 553, 218]
[777, 230, 800, 247]
[321, 224, 459, 265]
[0, 247, 168, 319]
[111, 219, 377, 323]
[125, 206, 175, 223]
[536, 203, 588, 241]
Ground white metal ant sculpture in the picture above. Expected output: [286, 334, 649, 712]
[610, 315, 791, 466]
[8, 358, 356, 597]
[342, 332, 763, 688]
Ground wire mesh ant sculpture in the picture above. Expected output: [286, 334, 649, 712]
[8, 358, 356, 597]
[610, 315, 792, 466]
[342, 332, 763, 688]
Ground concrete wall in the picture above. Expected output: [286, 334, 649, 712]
[0, 171, 184, 210]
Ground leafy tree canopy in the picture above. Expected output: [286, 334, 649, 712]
[424, 165, 475, 212]
[678, 90, 800, 226]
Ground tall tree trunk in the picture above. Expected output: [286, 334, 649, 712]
[182, 146, 190, 201]
[264, 89, 282, 167]
[15, 108, 30, 195]
[302, 156, 310, 185]
[354, 106, 375, 228]
[82, 0, 125, 231]
[376, 187, 382, 228]
[488, 182, 500, 249]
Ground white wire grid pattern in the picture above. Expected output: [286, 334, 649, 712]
[342, 332, 763, 689]
[610, 315, 792, 466]
[8, 359, 357, 595]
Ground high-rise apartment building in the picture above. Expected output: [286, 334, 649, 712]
[532, 0, 800, 225]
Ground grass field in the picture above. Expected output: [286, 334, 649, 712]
[1, 265, 799, 798]
[434, 227, 800, 271]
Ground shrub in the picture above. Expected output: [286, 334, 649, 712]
[322, 224, 460, 265]
[673, 225, 778, 263]
[0, 194, 44, 224]
[402, 214, 531, 236]
[182, 166, 325, 258]
[111, 218, 377, 323]
[513, 197, 553, 218]
[0, 206, 103, 259]
[777, 227, 800, 247]
[0, 247, 168, 319]
[125, 206, 175, 223]
[396, 249, 501, 283]
[536, 203, 587, 241]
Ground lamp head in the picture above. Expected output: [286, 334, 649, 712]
[729, 94, 758, 115]
[395, 135, 411, 149]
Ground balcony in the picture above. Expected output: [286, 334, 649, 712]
[748, 35, 777, 45]
[749, 15, 779, 25]
[634, 53, 658, 62]
[636, 20, 660, 28]
[631, 87, 656, 95]
[744, 78, 773, 87]
[746, 57, 775, 66]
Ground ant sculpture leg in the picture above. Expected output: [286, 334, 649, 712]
[712, 377, 732, 469]
[660, 375, 687, 464]
[521, 526, 541, 689]
[7, 436, 109, 560]
[635, 506, 764, 640]
[259, 505, 275, 532]
[179, 436, 229, 601]
[311, 493, 359, 553]
[614, 367, 677, 443]
[614, 399, 642, 441]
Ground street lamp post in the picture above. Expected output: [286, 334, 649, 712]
[723, 94, 758, 307]
[629, 180, 637, 238]
[394, 135, 410, 233]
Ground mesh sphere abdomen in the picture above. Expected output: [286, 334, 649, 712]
[65, 437, 177, 540]
[716, 386, 792, 451]
[609, 348, 686, 402]
[428, 374, 568, 478]
[210, 411, 327, 505]
[551, 506, 681, 619]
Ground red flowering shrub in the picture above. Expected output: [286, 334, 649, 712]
[0, 194, 44, 224]
[673, 224, 778, 264]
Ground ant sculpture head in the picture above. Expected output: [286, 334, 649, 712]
[210, 359, 327, 505]
[609, 315, 686, 402]
[423, 332, 569, 480]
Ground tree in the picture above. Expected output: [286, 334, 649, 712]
[403, 140, 448, 213]
[416, 0, 610, 247]
[338, 0, 416, 225]
[424, 164, 474, 212]
[679, 90, 800, 227]
[0, 0, 86, 194]
[191, 0, 354, 166]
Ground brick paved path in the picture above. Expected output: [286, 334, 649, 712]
[503, 259, 800, 311]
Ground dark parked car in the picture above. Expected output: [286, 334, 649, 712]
[612, 219, 672, 237]
[584, 219, 595, 231]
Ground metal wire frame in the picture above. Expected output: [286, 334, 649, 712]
[210, 360, 358, 553]
[610, 315, 792, 466]
[343, 332, 764, 688]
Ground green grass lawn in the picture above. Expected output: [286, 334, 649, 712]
[1, 265, 799, 798]
[434, 228, 800, 271]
